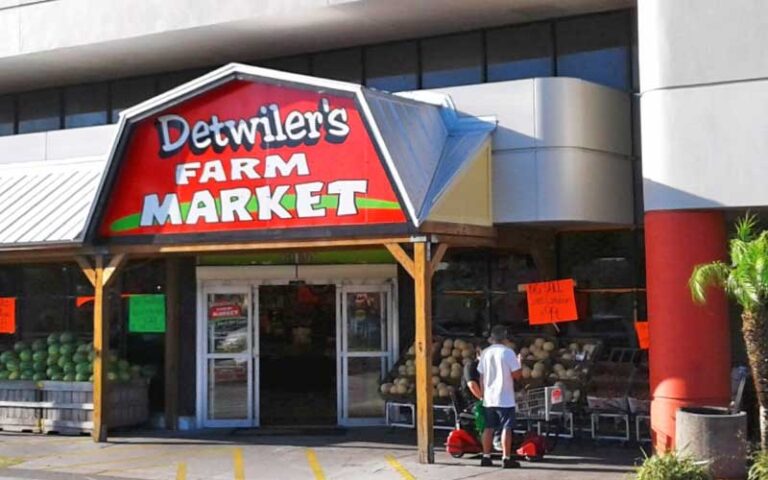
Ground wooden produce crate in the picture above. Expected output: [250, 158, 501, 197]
[39, 380, 149, 435]
[0, 380, 40, 433]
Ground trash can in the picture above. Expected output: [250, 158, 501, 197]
[676, 406, 747, 479]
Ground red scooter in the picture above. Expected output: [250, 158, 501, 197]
[445, 387, 563, 461]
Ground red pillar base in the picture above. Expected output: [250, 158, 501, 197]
[645, 210, 731, 453]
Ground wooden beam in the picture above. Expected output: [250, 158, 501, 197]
[110, 236, 416, 256]
[92, 256, 109, 443]
[428, 243, 448, 279]
[419, 221, 497, 238]
[428, 234, 496, 248]
[102, 254, 126, 287]
[384, 243, 415, 278]
[75, 256, 96, 288]
[413, 242, 434, 464]
[164, 258, 180, 431]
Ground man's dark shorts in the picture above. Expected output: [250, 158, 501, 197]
[484, 406, 516, 430]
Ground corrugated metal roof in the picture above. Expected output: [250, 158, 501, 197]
[0, 158, 105, 246]
[362, 89, 448, 221]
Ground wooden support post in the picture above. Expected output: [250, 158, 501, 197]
[164, 258, 180, 431]
[92, 255, 109, 443]
[413, 242, 434, 464]
[76, 254, 125, 443]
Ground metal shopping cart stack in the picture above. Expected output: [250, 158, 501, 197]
[516, 386, 566, 437]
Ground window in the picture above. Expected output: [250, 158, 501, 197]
[111, 77, 156, 122]
[64, 83, 108, 128]
[157, 68, 208, 93]
[18, 89, 61, 134]
[422, 32, 483, 88]
[556, 12, 630, 90]
[365, 41, 419, 92]
[487, 23, 554, 82]
[313, 48, 363, 83]
[260, 56, 311, 75]
[0, 96, 14, 136]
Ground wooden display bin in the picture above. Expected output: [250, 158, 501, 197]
[0, 380, 40, 433]
[0, 380, 149, 435]
[39, 380, 149, 435]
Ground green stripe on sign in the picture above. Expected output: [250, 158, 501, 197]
[109, 194, 401, 233]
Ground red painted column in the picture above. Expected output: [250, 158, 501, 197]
[645, 210, 731, 452]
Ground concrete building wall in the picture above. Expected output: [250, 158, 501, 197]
[639, 0, 768, 211]
[0, 0, 631, 92]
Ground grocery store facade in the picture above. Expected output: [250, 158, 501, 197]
[0, 0, 764, 463]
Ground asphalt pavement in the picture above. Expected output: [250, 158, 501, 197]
[0, 428, 641, 480]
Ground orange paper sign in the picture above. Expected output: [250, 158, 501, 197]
[526, 279, 578, 325]
[635, 321, 650, 350]
[0, 297, 16, 334]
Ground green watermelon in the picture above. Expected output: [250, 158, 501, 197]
[59, 343, 75, 356]
[31, 339, 46, 352]
[75, 373, 89, 382]
[32, 373, 45, 382]
[59, 332, 76, 344]
[118, 359, 130, 372]
[72, 353, 87, 364]
[32, 351, 46, 363]
[0, 371, 9, 380]
[63, 363, 76, 375]
[7, 371, 19, 380]
[19, 361, 32, 372]
[50, 373, 63, 381]
[62, 373, 75, 382]
[0, 351, 15, 363]
[20, 370, 33, 381]
[47, 333, 59, 345]
[13, 341, 28, 353]
[46, 366, 61, 378]
[46, 354, 60, 366]
[107, 372, 118, 382]
[75, 363, 89, 375]
[33, 362, 46, 373]
[5, 360, 19, 372]
[18, 350, 32, 362]
[88, 375, 93, 382]
[47, 344, 60, 356]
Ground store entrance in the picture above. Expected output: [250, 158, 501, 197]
[258, 285, 337, 425]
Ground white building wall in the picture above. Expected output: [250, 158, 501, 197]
[639, 0, 768, 211]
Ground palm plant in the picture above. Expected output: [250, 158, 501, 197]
[690, 213, 768, 449]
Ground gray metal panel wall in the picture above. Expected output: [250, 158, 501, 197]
[428, 78, 633, 226]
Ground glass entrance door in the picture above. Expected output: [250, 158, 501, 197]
[339, 285, 394, 425]
[201, 287, 258, 427]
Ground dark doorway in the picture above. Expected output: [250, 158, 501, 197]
[259, 284, 336, 425]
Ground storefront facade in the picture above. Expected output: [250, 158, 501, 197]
[0, 0, 764, 464]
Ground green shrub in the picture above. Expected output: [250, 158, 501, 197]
[749, 450, 768, 480]
[635, 452, 710, 480]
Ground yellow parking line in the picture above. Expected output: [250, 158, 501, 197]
[233, 448, 245, 480]
[305, 448, 326, 480]
[176, 462, 187, 480]
[97, 446, 227, 476]
[386, 454, 416, 480]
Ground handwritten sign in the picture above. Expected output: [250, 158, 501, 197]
[128, 295, 166, 333]
[635, 321, 650, 350]
[0, 297, 16, 334]
[526, 279, 578, 325]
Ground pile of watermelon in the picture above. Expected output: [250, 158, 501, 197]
[0, 332, 156, 383]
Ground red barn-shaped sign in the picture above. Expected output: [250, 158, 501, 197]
[91, 70, 409, 243]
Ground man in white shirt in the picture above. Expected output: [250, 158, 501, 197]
[477, 325, 522, 469]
